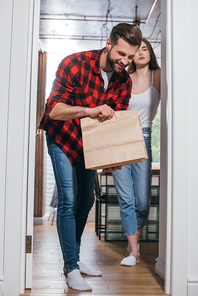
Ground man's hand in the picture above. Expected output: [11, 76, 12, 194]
[49, 103, 114, 122]
[87, 104, 114, 121]
[102, 166, 122, 173]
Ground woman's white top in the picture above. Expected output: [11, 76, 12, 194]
[128, 71, 160, 128]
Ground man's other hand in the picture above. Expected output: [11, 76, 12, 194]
[102, 166, 122, 173]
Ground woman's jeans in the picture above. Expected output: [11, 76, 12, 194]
[46, 133, 96, 273]
[112, 128, 152, 236]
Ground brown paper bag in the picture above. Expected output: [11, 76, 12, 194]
[80, 110, 148, 170]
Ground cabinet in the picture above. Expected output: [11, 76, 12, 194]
[95, 170, 160, 241]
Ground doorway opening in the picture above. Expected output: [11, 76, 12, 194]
[31, 1, 164, 295]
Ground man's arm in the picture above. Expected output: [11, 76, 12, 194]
[49, 102, 114, 121]
[114, 78, 132, 111]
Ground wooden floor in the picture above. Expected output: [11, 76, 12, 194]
[22, 221, 167, 296]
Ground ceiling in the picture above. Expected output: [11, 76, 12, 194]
[39, 0, 161, 56]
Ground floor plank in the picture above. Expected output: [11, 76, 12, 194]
[20, 222, 168, 296]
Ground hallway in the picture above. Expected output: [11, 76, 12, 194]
[22, 222, 166, 295]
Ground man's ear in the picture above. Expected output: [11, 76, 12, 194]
[106, 38, 111, 50]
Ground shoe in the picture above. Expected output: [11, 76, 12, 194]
[63, 262, 102, 276]
[121, 255, 137, 266]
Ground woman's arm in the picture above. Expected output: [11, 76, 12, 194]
[154, 68, 161, 94]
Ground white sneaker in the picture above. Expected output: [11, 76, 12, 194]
[121, 255, 137, 266]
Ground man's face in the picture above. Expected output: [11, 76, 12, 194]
[107, 38, 139, 73]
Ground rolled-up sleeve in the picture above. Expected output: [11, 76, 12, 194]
[44, 55, 80, 118]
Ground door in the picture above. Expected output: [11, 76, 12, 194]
[25, 0, 41, 289]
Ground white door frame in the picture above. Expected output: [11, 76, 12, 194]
[156, 0, 189, 295]
[0, 0, 40, 295]
[25, 0, 41, 289]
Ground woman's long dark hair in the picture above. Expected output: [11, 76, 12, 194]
[128, 38, 159, 74]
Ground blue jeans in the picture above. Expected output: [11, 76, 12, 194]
[112, 128, 152, 236]
[46, 133, 96, 273]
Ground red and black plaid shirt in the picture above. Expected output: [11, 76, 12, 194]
[38, 48, 132, 166]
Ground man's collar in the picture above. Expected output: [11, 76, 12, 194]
[93, 48, 104, 74]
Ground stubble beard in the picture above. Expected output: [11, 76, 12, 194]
[107, 50, 126, 73]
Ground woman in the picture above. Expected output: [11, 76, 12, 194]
[112, 38, 160, 266]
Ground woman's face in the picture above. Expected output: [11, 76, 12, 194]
[133, 41, 150, 67]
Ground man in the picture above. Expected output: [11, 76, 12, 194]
[38, 23, 142, 291]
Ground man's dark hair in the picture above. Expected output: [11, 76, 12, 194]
[110, 23, 142, 48]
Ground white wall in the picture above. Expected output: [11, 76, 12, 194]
[187, 1, 198, 295]
[171, 1, 189, 295]
[0, 1, 13, 294]
[170, 1, 198, 295]
[0, 0, 40, 295]
[155, 0, 167, 281]
[156, 1, 198, 296]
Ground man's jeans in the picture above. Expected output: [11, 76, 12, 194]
[46, 133, 96, 273]
[112, 128, 152, 236]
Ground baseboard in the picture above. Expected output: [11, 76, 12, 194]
[33, 214, 48, 225]
[188, 277, 198, 296]
[155, 257, 165, 280]
[0, 274, 3, 296]
[0, 285, 2, 296]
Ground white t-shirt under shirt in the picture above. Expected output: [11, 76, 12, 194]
[100, 69, 114, 91]
[128, 71, 160, 128]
